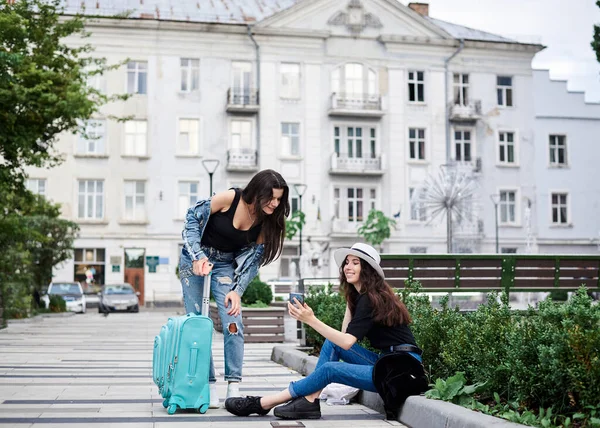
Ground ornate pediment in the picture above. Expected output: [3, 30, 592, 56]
[327, 0, 383, 35]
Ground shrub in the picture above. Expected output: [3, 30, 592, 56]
[1, 282, 31, 319]
[242, 276, 273, 306]
[304, 285, 346, 353]
[48, 295, 66, 312]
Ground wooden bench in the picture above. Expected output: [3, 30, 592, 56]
[379, 254, 600, 292]
[209, 303, 285, 343]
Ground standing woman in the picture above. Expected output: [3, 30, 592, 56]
[225, 243, 426, 420]
[179, 169, 289, 408]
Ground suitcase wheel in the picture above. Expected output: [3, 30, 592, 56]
[162, 399, 169, 408]
[167, 404, 178, 415]
[198, 403, 209, 414]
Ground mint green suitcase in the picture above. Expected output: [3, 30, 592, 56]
[153, 275, 212, 414]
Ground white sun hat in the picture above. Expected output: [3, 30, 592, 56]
[333, 243, 385, 279]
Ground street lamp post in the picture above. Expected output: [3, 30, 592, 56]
[201, 160, 220, 197]
[490, 194, 500, 254]
[293, 184, 308, 258]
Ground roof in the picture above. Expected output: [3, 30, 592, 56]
[63, 0, 520, 44]
[424, 16, 516, 43]
[62, 0, 299, 24]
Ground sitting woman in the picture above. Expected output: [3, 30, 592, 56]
[225, 242, 425, 420]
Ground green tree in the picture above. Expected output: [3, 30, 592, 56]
[285, 210, 306, 241]
[0, 0, 125, 192]
[593, 1, 600, 62]
[357, 209, 396, 251]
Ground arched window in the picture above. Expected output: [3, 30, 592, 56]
[331, 63, 378, 97]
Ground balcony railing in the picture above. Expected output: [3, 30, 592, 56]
[226, 88, 259, 113]
[328, 93, 384, 117]
[226, 148, 258, 171]
[329, 153, 384, 175]
[449, 100, 482, 122]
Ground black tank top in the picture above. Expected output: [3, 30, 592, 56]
[201, 189, 262, 253]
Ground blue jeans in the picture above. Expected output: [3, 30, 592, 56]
[288, 339, 423, 398]
[180, 247, 244, 383]
[288, 339, 380, 398]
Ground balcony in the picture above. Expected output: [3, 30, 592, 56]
[328, 93, 384, 117]
[329, 153, 384, 176]
[226, 88, 259, 113]
[226, 148, 258, 172]
[449, 100, 482, 122]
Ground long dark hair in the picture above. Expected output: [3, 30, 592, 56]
[339, 257, 411, 326]
[242, 169, 290, 265]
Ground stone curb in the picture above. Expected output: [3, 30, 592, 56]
[6, 312, 76, 324]
[271, 345, 525, 428]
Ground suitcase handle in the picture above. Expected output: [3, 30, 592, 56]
[188, 346, 199, 377]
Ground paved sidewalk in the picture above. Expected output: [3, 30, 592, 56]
[0, 311, 405, 428]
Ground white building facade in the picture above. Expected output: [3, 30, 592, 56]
[27, 0, 591, 305]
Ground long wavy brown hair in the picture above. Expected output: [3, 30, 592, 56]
[242, 169, 290, 266]
[339, 257, 411, 326]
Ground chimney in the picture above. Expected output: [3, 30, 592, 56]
[408, 2, 429, 16]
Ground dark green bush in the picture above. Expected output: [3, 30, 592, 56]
[48, 295, 66, 312]
[1, 282, 31, 319]
[242, 276, 273, 306]
[304, 285, 346, 353]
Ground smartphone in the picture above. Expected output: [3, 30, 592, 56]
[289, 292, 305, 305]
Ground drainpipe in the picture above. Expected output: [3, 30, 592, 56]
[444, 39, 464, 163]
[247, 25, 261, 164]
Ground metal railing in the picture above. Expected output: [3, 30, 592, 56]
[330, 153, 383, 173]
[227, 148, 258, 170]
[330, 92, 382, 111]
[227, 88, 259, 106]
[449, 100, 482, 120]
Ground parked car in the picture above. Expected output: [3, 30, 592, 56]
[98, 283, 140, 313]
[41, 282, 86, 313]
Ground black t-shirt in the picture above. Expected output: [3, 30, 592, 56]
[201, 189, 262, 253]
[345, 293, 417, 351]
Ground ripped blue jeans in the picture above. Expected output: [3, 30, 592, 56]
[179, 247, 244, 383]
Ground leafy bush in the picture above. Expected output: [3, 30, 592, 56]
[304, 285, 346, 353]
[48, 295, 66, 312]
[1, 282, 32, 319]
[242, 276, 273, 306]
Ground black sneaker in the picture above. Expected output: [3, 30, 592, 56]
[273, 397, 321, 419]
[225, 396, 270, 416]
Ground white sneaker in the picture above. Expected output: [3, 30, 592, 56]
[209, 383, 220, 409]
[226, 382, 241, 399]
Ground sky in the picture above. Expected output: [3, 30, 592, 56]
[409, 0, 600, 103]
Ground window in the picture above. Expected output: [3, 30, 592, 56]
[551, 193, 568, 225]
[78, 180, 104, 219]
[408, 128, 426, 161]
[280, 63, 300, 99]
[454, 129, 472, 162]
[498, 131, 516, 164]
[332, 63, 377, 96]
[501, 248, 517, 254]
[333, 186, 376, 222]
[549, 135, 567, 166]
[124, 181, 146, 221]
[127, 61, 147, 94]
[85, 66, 105, 93]
[409, 187, 427, 222]
[177, 119, 200, 155]
[231, 120, 253, 150]
[281, 123, 300, 156]
[290, 195, 300, 214]
[347, 187, 364, 222]
[74, 248, 105, 286]
[26, 178, 46, 196]
[333, 126, 377, 158]
[453, 73, 469, 105]
[77, 120, 106, 155]
[124, 120, 147, 156]
[178, 181, 199, 218]
[408, 70, 425, 103]
[180, 58, 199, 92]
[410, 247, 427, 254]
[499, 190, 516, 224]
[497, 76, 513, 107]
[231, 61, 253, 102]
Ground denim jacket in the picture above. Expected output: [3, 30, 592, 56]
[181, 198, 265, 297]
